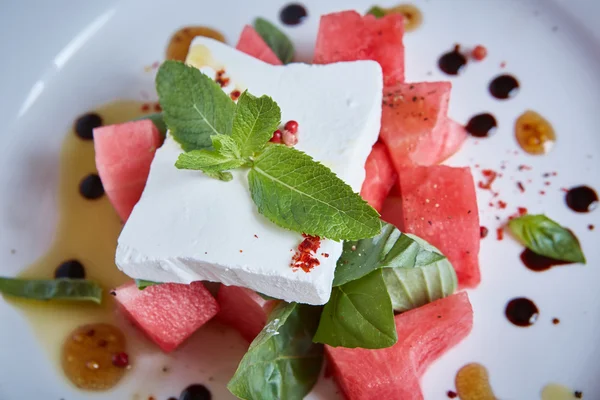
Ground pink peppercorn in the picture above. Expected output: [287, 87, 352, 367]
[112, 352, 129, 368]
[284, 120, 299, 134]
[271, 129, 283, 143]
[282, 130, 298, 146]
[472, 45, 487, 61]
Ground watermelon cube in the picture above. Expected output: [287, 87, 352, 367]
[313, 11, 405, 85]
[236, 25, 282, 65]
[326, 292, 473, 400]
[436, 119, 467, 163]
[382, 165, 480, 288]
[94, 120, 161, 221]
[114, 281, 219, 352]
[379, 82, 452, 168]
[216, 285, 278, 342]
[360, 142, 397, 212]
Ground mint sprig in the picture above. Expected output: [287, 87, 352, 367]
[158, 60, 381, 241]
[156, 61, 236, 151]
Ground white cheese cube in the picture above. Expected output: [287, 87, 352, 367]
[116, 38, 382, 305]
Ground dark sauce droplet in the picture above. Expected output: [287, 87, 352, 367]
[520, 249, 571, 272]
[565, 186, 598, 213]
[280, 3, 308, 26]
[74, 113, 103, 140]
[505, 297, 539, 327]
[489, 74, 519, 99]
[466, 113, 497, 138]
[79, 174, 104, 200]
[438, 45, 467, 75]
[55, 259, 86, 279]
[179, 384, 211, 400]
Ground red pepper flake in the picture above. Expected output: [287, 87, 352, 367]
[498, 200, 507, 209]
[588, 224, 595, 231]
[518, 207, 528, 216]
[517, 181, 525, 192]
[239, 250, 243, 253]
[254, 234, 258, 238]
[154, 103, 162, 112]
[518, 164, 532, 171]
[544, 181, 551, 186]
[215, 69, 230, 87]
[496, 227, 504, 241]
[141, 103, 150, 112]
[539, 190, 546, 195]
[151, 61, 160, 69]
[478, 169, 498, 190]
[112, 352, 129, 368]
[291, 234, 321, 272]
[480, 226, 489, 238]
[321, 253, 330, 258]
[447, 391, 458, 399]
[500, 61, 506, 68]
[552, 318, 560, 325]
[561, 187, 569, 193]
[230, 90, 241, 101]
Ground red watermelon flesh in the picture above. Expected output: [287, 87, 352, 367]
[360, 142, 397, 212]
[383, 165, 480, 288]
[313, 11, 405, 85]
[436, 119, 468, 163]
[379, 82, 451, 168]
[326, 292, 473, 400]
[216, 285, 278, 342]
[114, 281, 219, 352]
[236, 25, 282, 65]
[94, 120, 161, 222]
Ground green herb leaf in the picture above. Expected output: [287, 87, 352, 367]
[257, 292, 278, 301]
[231, 91, 281, 158]
[508, 214, 586, 263]
[334, 223, 423, 286]
[366, 6, 387, 18]
[0, 278, 102, 304]
[254, 18, 295, 64]
[175, 134, 245, 181]
[134, 112, 167, 138]
[313, 269, 397, 349]
[248, 145, 381, 241]
[135, 279, 159, 290]
[227, 302, 323, 400]
[156, 60, 236, 151]
[382, 234, 457, 312]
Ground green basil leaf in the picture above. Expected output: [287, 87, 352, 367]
[382, 235, 457, 312]
[0, 277, 102, 304]
[313, 269, 397, 349]
[366, 6, 387, 18]
[135, 279, 159, 290]
[254, 18, 295, 64]
[227, 302, 323, 400]
[508, 214, 586, 263]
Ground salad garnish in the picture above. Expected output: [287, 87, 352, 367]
[508, 214, 586, 263]
[253, 17, 295, 64]
[0, 277, 102, 304]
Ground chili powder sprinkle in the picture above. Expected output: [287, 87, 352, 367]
[291, 234, 321, 272]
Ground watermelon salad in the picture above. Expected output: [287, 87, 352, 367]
[91, 11, 479, 399]
[2, 8, 505, 400]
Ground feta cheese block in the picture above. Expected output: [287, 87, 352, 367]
[116, 37, 383, 305]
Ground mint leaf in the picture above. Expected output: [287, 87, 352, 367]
[508, 214, 586, 263]
[366, 6, 387, 18]
[227, 302, 323, 400]
[254, 18, 295, 64]
[176, 133, 245, 181]
[0, 277, 102, 304]
[313, 269, 397, 349]
[382, 234, 457, 312]
[156, 60, 236, 151]
[248, 145, 381, 241]
[135, 279, 159, 290]
[231, 91, 281, 158]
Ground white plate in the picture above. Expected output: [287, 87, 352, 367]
[1, 0, 600, 399]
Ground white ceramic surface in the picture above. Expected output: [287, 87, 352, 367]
[1, 0, 600, 399]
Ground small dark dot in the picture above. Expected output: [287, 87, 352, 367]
[74, 113, 103, 140]
[447, 390, 458, 399]
[98, 339, 108, 347]
[168, 398, 178, 400]
[10, 249, 16, 254]
[279, 3, 308, 26]
[179, 384, 211, 400]
[574, 391, 583, 398]
[86, 329, 95, 337]
[55, 259, 86, 279]
[79, 174, 104, 199]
